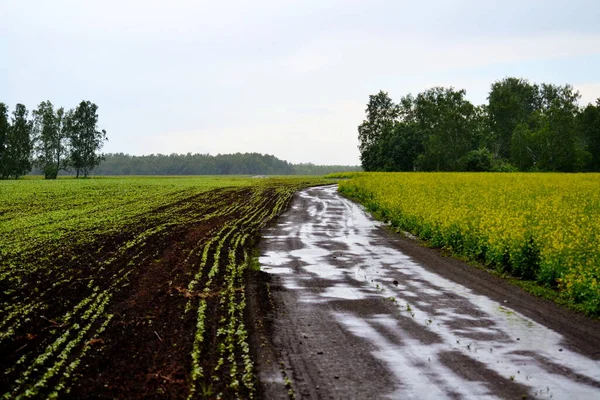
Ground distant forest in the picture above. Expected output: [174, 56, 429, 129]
[359, 77, 600, 172]
[88, 152, 362, 176]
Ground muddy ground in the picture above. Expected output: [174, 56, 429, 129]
[1, 187, 285, 399]
[251, 185, 600, 399]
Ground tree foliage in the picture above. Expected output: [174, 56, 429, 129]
[358, 77, 600, 172]
[68, 101, 108, 178]
[488, 77, 540, 158]
[33, 101, 69, 179]
[357, 91, 399, 171]
[86, 152, 361, 176]
[0, 103, 9, 178]
[0, 100, 107, 179]
[4, 104, 33, 179]
[578, 100, 600, 171]
[414, 87, 479, 171]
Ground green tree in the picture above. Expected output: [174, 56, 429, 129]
[376, 122, 422, 171]
[472, 105, 493, 149]
[537, 83, 580, 171]
[355, 78, 592, 172]
[510, 120, 538, 170]
[32, 101, 69, 179]
[0, 103, 9, 179]
[577, 99, 600, 171]
[510, 84, 581, 171]
[4, 104, 33, 179]
[384, 94, 424, 171]
[357, 91, 399, 171]
[488, 77, 539, 159]
[67, 101, 108, 178]
[463, 147, 494, 172]
[413, 87, 478, 171]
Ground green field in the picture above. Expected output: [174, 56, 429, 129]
[3, 172, 600, 398]
[334, 172, 600, 315]
[0, 176, 327, 398]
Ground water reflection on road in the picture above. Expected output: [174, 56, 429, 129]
[260, 185, 600, 399]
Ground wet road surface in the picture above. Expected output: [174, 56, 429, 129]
[255, 185, 600, 399]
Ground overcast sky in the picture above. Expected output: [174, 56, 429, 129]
[2, 0, 600, 165]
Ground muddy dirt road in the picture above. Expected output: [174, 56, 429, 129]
[253, 185, 600, 399]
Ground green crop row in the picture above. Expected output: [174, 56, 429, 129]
[1, 176, 326, 398]
[187, 184, 299, 399]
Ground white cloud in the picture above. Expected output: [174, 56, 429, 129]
[575, 83, 600, 106]
[125, 101, 364, 164]
[3, 1, 600, 165]
[271, 31, 600, 78]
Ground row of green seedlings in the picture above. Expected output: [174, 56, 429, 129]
[183, 193, 251, 305]
[208, 189, 291, 397]
[187, 190, 268, 398]
[211, 234, 254, 395]
[0, 185, 297, 399]
[3, 277, 121, 399]
[0, 189, 229, 397]
[1, 203, 195, 398]
[0, 223, 168, 350]
[0, 189, 227, 349]
[185, 187, 277, 312]
[187, 186, 296, 399]
[0, 181, 215, 260]
[0, 186, 224, 289]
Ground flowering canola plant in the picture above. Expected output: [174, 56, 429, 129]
[338, 172, 600, 315]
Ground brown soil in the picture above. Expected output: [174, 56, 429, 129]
[1, 187, 277, 399]
[70, 188, 269, 399]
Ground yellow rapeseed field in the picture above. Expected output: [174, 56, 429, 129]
[337, 172, 600, 315]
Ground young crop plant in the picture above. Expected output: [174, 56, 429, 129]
[1, 176, 329, 399]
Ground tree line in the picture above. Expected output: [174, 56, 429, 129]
[358, 77, 600, 172]
[87, 152, 362, 176]
[0, 101, 107, 179]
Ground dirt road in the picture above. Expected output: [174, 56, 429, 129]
[251, 185, 600, 399]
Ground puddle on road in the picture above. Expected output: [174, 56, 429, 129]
[321, 285, 372, 300]
[260, 185, 600, 399]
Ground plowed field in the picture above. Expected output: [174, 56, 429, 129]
[0, 177, 324, 399]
